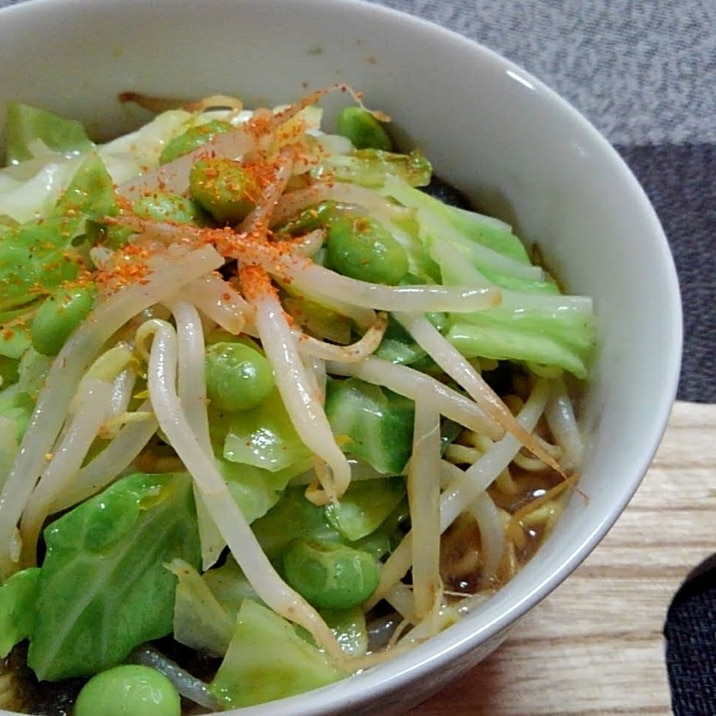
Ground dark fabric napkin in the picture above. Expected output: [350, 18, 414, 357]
[666, 555, 716, 715]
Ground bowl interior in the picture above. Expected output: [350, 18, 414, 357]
[0, 0, 682, 714]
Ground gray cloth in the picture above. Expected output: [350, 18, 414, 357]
[1, 0, 713, 402]
[370, 0, 716, 146]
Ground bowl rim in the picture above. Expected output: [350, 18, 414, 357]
[0, 0, 683, 713]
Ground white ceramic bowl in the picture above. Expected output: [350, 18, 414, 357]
[0, 0, 682, 714]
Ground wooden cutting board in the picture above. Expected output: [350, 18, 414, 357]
[412, 401, 715, 715]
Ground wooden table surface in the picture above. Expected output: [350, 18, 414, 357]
[411, 401, 715, 716]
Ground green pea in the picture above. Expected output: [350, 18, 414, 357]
[159, 119, 233, 165]
[282, 537, 381, 609]
[326, 216, 409, 285]
[31, 286, 95, 356]
[132, 191, 207, 226]
[335, 106, 393, 151]
[189, 157, 258, 224]
[74, 664, 180, 716]
[205, 341, 275, 412]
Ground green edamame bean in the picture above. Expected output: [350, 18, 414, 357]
[335, 107, 393, 151]
[189, 157, 258, 224]
[326, 216, 409, 285]
[132, 191, 207, 226]
[159, 119, 233, 165]
[205, 341, 275, 412]
[31, 286, 95, 356]
[74, 664, 180, 716]
[282, 537, 381, 609]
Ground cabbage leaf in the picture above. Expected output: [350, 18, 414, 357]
[210, 599, 342, 708]
[381, 176, 597, 377]
[27, 471, 200, 681]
